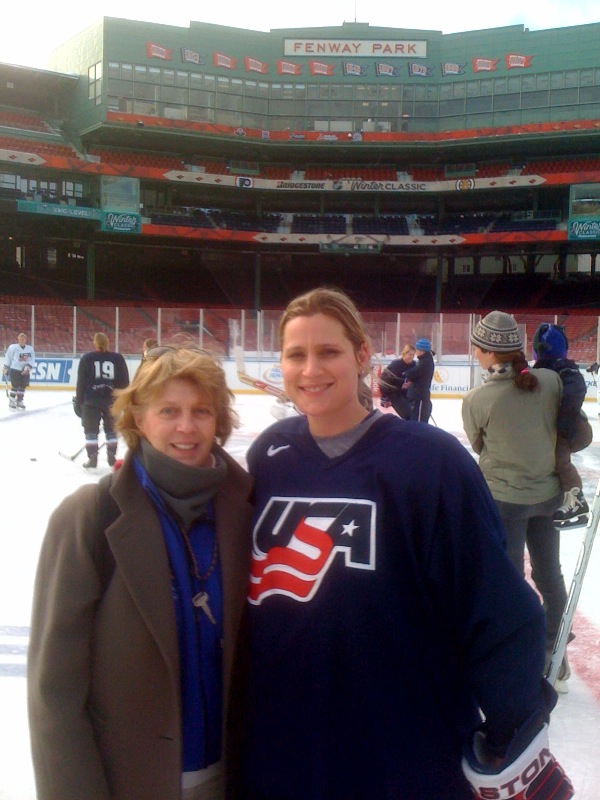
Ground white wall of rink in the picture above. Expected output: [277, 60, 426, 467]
[24, 356, 600, 403]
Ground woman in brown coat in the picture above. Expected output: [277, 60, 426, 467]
[27, 346, 253, 800]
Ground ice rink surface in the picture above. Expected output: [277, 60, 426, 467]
[1, 390, 600, 799]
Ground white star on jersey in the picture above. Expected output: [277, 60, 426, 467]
[342, 520, 358, 536]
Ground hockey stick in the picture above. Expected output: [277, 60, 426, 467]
[233, 346, 287, 399]
[59, 443, 86, 461]
[545, 474, 600, 687]
[59, 441, 106, 462]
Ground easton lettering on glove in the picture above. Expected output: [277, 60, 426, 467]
[462, 722, 574, 800]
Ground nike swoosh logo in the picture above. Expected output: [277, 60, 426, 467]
[267, 444, 291, 457]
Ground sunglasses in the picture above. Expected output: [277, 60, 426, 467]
[144, 344, 214, 359]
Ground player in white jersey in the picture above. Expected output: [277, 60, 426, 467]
[3, 332, 36, 410]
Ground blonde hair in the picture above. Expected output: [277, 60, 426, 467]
[112, 347, 238, 449]
[401, 344, 416, 357]
[94, 332, 109, 351]
[279, 287, 373, 410]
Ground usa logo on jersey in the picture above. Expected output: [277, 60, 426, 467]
[248, 496, 376, 604]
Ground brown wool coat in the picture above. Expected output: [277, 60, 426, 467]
[27, 448, 253, 800]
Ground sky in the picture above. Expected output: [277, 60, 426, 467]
[1, 0, 599, 70]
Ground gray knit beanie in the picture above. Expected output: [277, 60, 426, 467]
[470, 311, 523, 352]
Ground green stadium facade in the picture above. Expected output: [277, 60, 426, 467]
[2, 17, 600, 311]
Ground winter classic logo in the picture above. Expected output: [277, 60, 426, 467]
[249, 497, 376, 604]
[102, 212, 141, 233]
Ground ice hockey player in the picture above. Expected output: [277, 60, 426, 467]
[533, 323, 593, 528]
[241, 288, 574, 800]
[403, 336, 435, 422]
[74, 332, 130, 469]
[3, 332, 36, 410]
[378, 343, 416, 419]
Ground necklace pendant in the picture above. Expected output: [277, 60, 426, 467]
[192, 590, 216, 624]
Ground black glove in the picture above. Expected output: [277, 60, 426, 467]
[72, 397, 82, 418]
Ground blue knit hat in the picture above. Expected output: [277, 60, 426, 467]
[415, 338, 431, 352]
[533, 323, 568, 361]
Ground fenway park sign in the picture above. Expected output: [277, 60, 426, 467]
[284, 39, 427, 58]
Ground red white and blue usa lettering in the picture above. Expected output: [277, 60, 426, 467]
[249, 496, 375, 604]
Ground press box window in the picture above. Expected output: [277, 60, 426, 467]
[88, 62, 103, 105]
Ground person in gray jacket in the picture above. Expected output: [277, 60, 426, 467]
[28, 345, 253, 800]
[462, 310, 570, 692]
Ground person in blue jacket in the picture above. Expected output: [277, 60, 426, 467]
[404, 336, 435, 422]
[532, 322, 592, 527]
[239, 287, 572, 800]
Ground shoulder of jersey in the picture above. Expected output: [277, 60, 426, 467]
[251, 415, 305, 456]
[265, 414, 306, 438]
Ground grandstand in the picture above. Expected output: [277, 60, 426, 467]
[1, 16, 600, 343]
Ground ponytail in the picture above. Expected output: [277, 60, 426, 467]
[496, 351, 538, 392]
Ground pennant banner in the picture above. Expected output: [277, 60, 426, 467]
[506, 53, 533, 69]
[407, 62, 433, 78]
[309, 60, 335, 76]
[343, 61, 367, 77]
[375, 62, 401, 77]
[471, 57, 499, 73]
[244, 56, 268, 74]
[213, 52, 237, 70]
[181, 48, 204, 65]
[441, 62, 466, 76]
[277, 60, 302, 75]
[146, 42, 173, 60]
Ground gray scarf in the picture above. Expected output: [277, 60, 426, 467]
[139, 438, 227, 530]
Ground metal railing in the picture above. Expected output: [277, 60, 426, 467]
[1, 303, 598, 366]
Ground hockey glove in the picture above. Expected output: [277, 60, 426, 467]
[2, 367, 8, 378]
[72, 397, 82, 418]
[462, 717, 574, 800]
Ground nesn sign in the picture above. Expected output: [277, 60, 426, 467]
[30, 359, 74, 383]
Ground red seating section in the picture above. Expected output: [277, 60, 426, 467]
[0, 110, 54, 134]
[88, 147, 185, 170]
[0, 134, 78, 158]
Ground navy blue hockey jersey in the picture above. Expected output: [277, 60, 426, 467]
[241, 413, 552, 800]
[76, 350, 129, 408]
